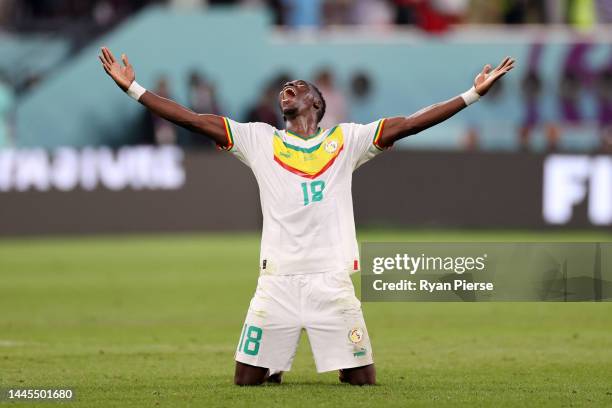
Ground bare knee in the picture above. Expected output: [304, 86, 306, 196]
[345, 375, 376, 386]
[347, 377, 376, 386]
[339, 364, 376, 386]
[234, 362, 268, 386]
[234, 375, 264, 386]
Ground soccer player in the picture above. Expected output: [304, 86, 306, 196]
[99, 47, 514, 386]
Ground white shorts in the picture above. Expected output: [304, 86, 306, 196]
[235, 271, 374, 373]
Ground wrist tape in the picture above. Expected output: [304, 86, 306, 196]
[460, 87, 480, 106]
[127, 81, 146, 101]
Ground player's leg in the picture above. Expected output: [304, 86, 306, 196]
[304, 272, 375, 384]
[233, 361, 283, 385]
[339, 364, 376, 385]
[234, 361, 268, 385]
[233, 275, 301, 385]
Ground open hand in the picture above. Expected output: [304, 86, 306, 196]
[474, 56, 516, 96]
[99, 46, 135, 91]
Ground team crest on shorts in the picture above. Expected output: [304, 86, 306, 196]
[348, 328, 363, 344]
[324, 140, 339, 154]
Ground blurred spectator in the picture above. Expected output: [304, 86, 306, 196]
[502, 0, 546, 24]
[595, 65, 612, 150]
[281, 0, 322, 27]
[267, 0, 286, 25]
[170, 0, 206, 9]
[349, 0, 394, 26]
[349, 71, 375, 122]
[143, 76, 178, 145]
[517, 43, 544, 151]
[314, 69, 347, 129]
[0, 0, 16, 27]
[188, 71, 221, 116]
[1, 0, 611, 34]
[504, 0, 527, 24]
[182, 71, 221, 148]
[568, 0, 596, 29]
[601, 127, 612, 153]
[597, 0, 612, 23]
[393, 0, 465, 32]
[2, 0, 611, 155]
[272, 72, 293, 90]
[466, 0, 503, 24]
[559, 70, 583, 124]
[0, 73, 14, 147]
[2, 0, 154, 33]
[350, 72, 373, 100]
[519, 70, 543, 151]
[322, 0, 352, 26]
[461, 127, 480, 151]
[431, 0, 469, 23]
[93, 1, 115, 27]
[544, 123, 560, 153]
[545, 0, 565, 23]
[246, 80, 283, 128]
[393, 0, 420, 25]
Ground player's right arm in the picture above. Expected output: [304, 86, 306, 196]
[98, 47, 228, 147]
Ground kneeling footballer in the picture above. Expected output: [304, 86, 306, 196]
[99, 47, 514, 385]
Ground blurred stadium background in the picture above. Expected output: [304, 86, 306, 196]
[1, 0, 612, 233]
[1, 1, 611, 406]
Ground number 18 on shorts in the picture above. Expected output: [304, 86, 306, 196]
[234, 273, 374, 373]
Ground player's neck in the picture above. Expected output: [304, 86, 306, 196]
[284, 116, 319, 138]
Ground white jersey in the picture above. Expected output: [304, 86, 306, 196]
[221, 117, 387, 275]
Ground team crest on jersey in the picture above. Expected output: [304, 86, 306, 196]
[273, 126, 344, 179]
[348, 327, 364, 344]
[324, 140, 338, 154]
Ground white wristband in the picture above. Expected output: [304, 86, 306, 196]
[460, 86, 480, 106]
[126, 81, 146, 101]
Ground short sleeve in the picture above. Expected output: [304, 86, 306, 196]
[218, 117, 272, 167]
[343, 119, 388, 170]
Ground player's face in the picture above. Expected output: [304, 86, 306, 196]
[279, 80, 317, 118]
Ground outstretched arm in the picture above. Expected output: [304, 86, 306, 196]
[377, 57, 516, 148]
[98, 47, 227, 146]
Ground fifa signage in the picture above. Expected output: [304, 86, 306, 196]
[0, 146, 185, 192]
[1, 150, 609, 234]
[543, 155, 612, 226]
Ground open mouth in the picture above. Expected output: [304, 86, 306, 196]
[282, 86, 297, 101]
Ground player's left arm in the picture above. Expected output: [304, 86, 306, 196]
[376, 56, 516, 148]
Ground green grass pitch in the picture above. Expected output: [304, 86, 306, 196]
[1, 230, 612, 407]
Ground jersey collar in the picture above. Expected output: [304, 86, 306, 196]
[285, 127, 323, 141]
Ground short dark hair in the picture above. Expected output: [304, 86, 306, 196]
[308, 82, 326, 123]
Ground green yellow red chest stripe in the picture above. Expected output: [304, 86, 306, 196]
[273, 126, 344, 179]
